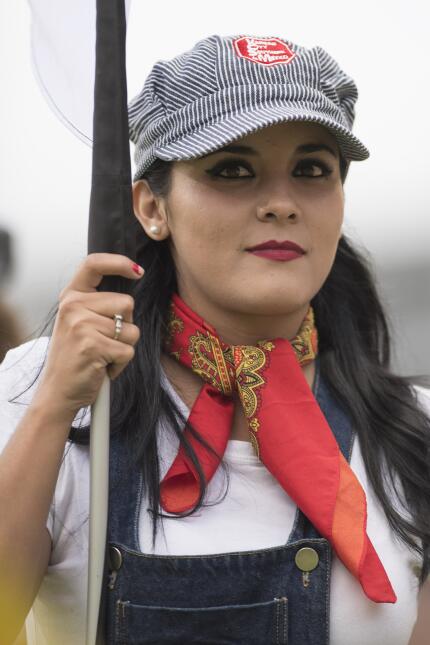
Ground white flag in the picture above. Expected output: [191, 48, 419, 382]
[28, 0, 132, 145]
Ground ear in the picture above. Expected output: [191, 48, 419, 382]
[132, 180, 169, 239]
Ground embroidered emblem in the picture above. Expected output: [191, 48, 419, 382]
[233, 36, 296, 67]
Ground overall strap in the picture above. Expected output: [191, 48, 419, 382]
[107, 430, 143, 550]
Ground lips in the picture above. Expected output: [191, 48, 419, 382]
[245, 239, 305, 263]
[246, 239, 305, 253]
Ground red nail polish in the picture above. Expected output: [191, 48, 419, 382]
[132, 263, 143, 275]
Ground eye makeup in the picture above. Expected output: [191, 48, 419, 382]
[205, 156, 334, 180]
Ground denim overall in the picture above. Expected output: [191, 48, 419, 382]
[104, 356, 356, 644]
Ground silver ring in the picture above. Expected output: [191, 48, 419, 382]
[113, 314, 123, 341]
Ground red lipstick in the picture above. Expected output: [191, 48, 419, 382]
[246, 240, 305, 262]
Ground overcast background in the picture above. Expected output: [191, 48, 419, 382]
[0, 0, 429, 377]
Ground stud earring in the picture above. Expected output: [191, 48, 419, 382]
[149, 225, 161, 235]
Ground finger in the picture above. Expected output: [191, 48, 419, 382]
[60, 291, 137, 324]
[68, 253, 144, 293]
[95, 334, 137, 380]
[99, 316, 141, 346]
[106, 359, 133, 381]
[59, 306, 140, 344]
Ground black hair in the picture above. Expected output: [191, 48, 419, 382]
[12, 152, 430, 587]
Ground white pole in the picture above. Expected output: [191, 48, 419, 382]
[86, 374, 111, 645]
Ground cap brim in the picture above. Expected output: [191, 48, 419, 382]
[154, 104, 369, 166]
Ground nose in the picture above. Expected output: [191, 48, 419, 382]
[256, 179, 301, 223]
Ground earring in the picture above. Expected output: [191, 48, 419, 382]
[149, 225, 161, 235]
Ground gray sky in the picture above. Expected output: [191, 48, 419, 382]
[1, 0, 429, 335]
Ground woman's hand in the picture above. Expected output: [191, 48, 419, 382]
[35, 253, 144, 417]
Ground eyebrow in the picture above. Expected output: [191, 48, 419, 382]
[200, 142, 339, 159]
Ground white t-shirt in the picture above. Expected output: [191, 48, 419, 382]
[1, 337, 429, 645]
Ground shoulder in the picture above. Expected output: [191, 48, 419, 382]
[0, 336, 50, 397]
[0, 337, 90, 452]
[0, 337, 51, 443]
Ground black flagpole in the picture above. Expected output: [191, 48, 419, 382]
[86, 1, 135, 642]
[88, 0, 136, 268]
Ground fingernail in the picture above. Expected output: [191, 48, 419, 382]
[132, 263, 144, 275]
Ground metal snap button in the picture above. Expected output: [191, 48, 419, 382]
[295, 547, 319, 572]
[108, 545, 123, 571]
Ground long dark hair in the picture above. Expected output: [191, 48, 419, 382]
[13, 155, 430, 585]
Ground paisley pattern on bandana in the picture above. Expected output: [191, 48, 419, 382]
[164, 300, 317, 455]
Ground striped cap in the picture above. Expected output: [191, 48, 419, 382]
[129, 34, 369, 180]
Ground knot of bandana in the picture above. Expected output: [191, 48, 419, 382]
[164, 294, 317, 457]
[159, 292, 397, 605]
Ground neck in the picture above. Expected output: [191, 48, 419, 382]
[175, 290, 312, 346]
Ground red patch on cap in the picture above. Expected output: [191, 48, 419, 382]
[233, 37, 296, 67]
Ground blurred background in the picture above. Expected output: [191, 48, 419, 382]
[0, 0, 429, 378]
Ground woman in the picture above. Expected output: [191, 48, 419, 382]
[1, 34, 430, 645]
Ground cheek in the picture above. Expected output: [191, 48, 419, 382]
[168, 181, 244, 257]
[167, 199, 242, 272]
[312, 213, 342, 244]
[308, 190, 343, 240]
[307, 198, 343, 271]
[175, 216, 234, 257]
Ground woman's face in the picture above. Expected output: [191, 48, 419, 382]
[134, 121, 345, 341]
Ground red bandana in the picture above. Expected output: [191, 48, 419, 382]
[160, 293, 397, 604]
